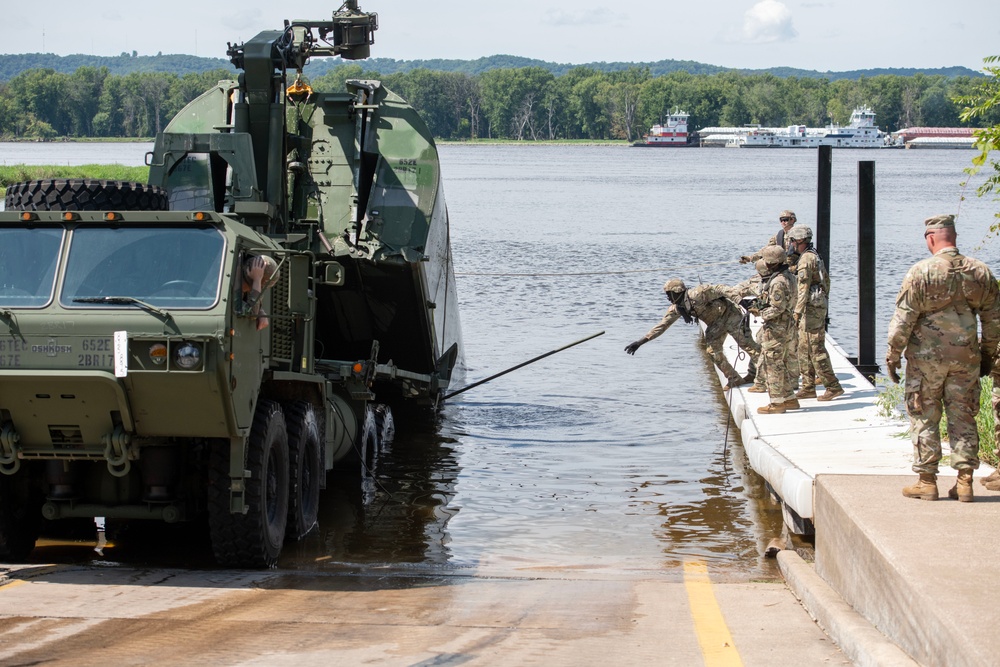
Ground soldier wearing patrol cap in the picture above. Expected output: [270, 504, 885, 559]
[740, 209, 797, 265]
[887, 214, 1000, 502]
[787, 225, 843, 401]
[625, 278, 759, 391]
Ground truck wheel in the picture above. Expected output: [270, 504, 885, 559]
[0, 475, 42, 561]
[3, 179, 169, 211]
[284, 401, 322, 541]
[373, 404, 395, 450]
[208, 400, 289, 567]
[358, 404, 379, 476]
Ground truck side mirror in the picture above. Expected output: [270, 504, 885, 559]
[286, 254, 312, 316]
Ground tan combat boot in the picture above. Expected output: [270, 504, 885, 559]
[757, 403, 786, 414]
[981, 469, 1000, 491]
[902, 473, 939, 501]
[795, 386, 817, 399]
[948, 470, 974, 502]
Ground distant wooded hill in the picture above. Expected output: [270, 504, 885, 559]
[0, 52, 981, 83]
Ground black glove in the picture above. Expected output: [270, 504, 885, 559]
[981, 354, 993, 378]
[739, 255, 752, 264]
[624, 339, 646, 355]
[886, 352, 901, 384]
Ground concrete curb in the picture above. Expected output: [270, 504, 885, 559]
[777, 550, 920, 667]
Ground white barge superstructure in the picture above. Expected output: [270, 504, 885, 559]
[727, 106, 886, 148]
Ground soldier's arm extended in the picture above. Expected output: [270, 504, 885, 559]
[740, 234, 778, 264]
[644, 306, 681, 341]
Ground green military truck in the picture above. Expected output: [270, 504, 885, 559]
[0, 2, 462, 567]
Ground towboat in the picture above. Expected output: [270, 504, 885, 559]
[633, 109, 698, 147]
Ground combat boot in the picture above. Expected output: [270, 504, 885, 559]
[817, 387, 845, 402]
[948, 470, 974, 502]
[902, 473, 939, 501]
[795, 386, 817, 399]
[782, 398, 800, 409]
[757, 403, 786, 414]
[747, 384, 767, 394]
[982, 469, 1000, 491]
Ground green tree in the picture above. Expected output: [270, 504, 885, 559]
[957, 55, 1000, 225]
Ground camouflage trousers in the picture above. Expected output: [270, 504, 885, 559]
[905, 359, 981, 474]
[797, 325, 841, 390]
[786, 319, 800, 391]
[703, 307, 760, 382]
[759, 315, 794, 403]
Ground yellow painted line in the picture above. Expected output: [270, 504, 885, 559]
[683, 560, 744, 667]
[0, 579, 28, 590]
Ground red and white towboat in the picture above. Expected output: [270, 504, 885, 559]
[633, 109, 699, 147]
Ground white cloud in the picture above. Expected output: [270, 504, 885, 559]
[740, 0, 797, 43]
[542, 7, 627, 27]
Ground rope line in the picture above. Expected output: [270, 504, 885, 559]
[455, 259, 738, 278]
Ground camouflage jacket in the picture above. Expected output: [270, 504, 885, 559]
[644, 283, 740, 341]
[760, 268, 795, 324]
[887, 247, 1000, 365]
[723, 274, 763, 303]
[793, 249, 830, 318]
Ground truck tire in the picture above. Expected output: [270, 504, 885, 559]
[208, 400, 289, 568]
[0, 474, 42, 562]
[358, 404, 379, 476]
[284, 401, 322, 541]
[373, 403, 395, 450]
[3, 179, 169, 211]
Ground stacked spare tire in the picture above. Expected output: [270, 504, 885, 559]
[4, 179, 169, 211]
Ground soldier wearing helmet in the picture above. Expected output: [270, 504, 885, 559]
[751, 242, 797, 414]
[787, 225, 843, 402]
[739, 209, 796, 265]
[624, 278, 759, 391]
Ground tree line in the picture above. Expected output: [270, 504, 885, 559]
[1, 64, 997, 142]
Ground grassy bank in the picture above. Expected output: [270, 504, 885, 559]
[877, 376, 998, 468]
[0, 165, 150, 198]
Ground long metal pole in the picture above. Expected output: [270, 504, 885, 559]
[444, 331, 605, 400]
[858, 161, 878, 379]
[816, 145, 832, 270]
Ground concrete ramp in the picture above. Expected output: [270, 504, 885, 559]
[815, 475, 1000, 667]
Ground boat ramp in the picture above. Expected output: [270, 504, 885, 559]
[714, 322, 1000, 666]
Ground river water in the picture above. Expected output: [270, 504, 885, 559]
[3, 142, 997, 579]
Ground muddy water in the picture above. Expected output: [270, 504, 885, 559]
[7, 143, 997, 579]
[287, 146, 1000, 579]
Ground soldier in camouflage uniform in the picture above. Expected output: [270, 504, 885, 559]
[787, 226, 844, 401]
[886, 214, 1000, 502]
[739, 209, 797, 265]
[753, 245, 797, 414]
[625, 279, 759, 390]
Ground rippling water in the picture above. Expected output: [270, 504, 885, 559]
[4, 142, 995, 578]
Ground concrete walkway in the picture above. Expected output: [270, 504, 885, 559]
[714, 325, 999, 666]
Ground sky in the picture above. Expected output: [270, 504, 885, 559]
[1, 0, 998, 73]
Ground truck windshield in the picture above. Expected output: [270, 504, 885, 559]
[61, 226, 226, 309]
[0, 227, 64, 307]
